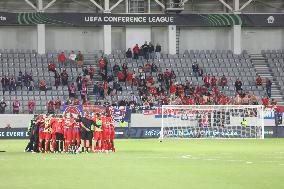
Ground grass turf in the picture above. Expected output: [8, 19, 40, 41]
[0, 139, 284, 189]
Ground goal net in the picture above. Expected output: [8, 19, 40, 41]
[161, 105, 264, 139]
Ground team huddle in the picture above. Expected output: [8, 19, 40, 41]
[25, 112, 115, 153]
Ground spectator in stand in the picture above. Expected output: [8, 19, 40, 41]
[122, 63, 128, 81]
[98, 56, 106, 73]
[144, 62, 152, 74]
[271, 98, 277, 107]
[81, 84, 88, 101]
[88, 66, 95, 82]
[192, 63, 199, 79]
[133, 44, 139, 59]
[113, 63, 120, 76]
[48, 62, 56, 72]
[117, 70, 125, 82]
[28, 99, 36, 114]
[69, 50, 77, 62]
[170, 70, 176, 81]
[77, 51, 84, 67]
[39, 79, 47, 93]
[61, 69, 69, 85]
[93, 82, 100, 98]
[28, 80, 34, 92]
[47, 100, 55, 114]
[256, 75, 262, 86]
[1, 75, 7, 95]
[164, 69, 171, 90]
[113, 81, 122, 94]
[149, 42, 155, 60]
[251, 94, 258, 105]
[198, 67, 204, 77]
[103, 81, 108, 96]
[16, 71, 23, 90]
[169, 82, 177, 99]
[9, 75, 16, 94]
[235, 78, 243, 93]
[58, 52, 66, 69]
[68, 83, 76, 98]
[211, 76, 218, 87]
[220, 74, 227, 89]
[54, 97, 62, 114]
[54, 71, 61, 89]
[23, 72, 30, 90]
[155, 43, 161, 61]
[266, 78, 272, 98]
[203, 74, 210, 88]
[151, 62, 158, 74]
[262, 95, 270, 108]
[138, 47, 144, 65]
[0, 98, 7, 114]
[12, 97, 20, 114]
[76, 74, 83, 93]
[142, 41, 149, 61]
[125, 48, 133, 64]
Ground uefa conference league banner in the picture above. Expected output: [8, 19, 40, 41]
[0, 12, 284, 27]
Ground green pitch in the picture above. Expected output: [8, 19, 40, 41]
[0, 139, 284, 189]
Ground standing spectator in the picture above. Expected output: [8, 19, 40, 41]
[0, 98, 7, 114]
[16, 71, 23, 90]
[125, 48, 133, 64]
[76, 74, 83, 92]
[192, 63, 199, 79]
[68, 83, 76, 98]
[23, 72, 29, 90]
[262, 95, 270, 107]
[54, 71, 61, 89]
[61, 69, 69, 85]
[155, 43, 161, 61]
[28, 99, 36, 114]
[9, 75, 16, 94]
[256, 76, 262, 86]
[39, 79, 47, 93]
[81, 84, 88, 101]
[235, 78, 243, 93]
[142, 41, 149, 60]
[211, 76, 218, 87]
[203, 74, 210, 88]
[54, 97, 62, 114]
[69, 50, 77, 61]
[149, 42, 155, 60]
[88, 66, 95, 81]
[220, 74, 228, 89]
[198, 67, 204, 77]
[47, 100, 55, 114]
[138, 47, 144, 65]
[266, 78, 272, 98]
[58, 52, 66, 69]
[28, 80, 35, 92]
[98, 56, 106, 73]
[170, 70, 176, 81]
[13, 97, 20, 114]
[113, 63, 120, 76]
[1, 75, 7, 95]
[133, 44, 139, 59]
[77, 51, 84, 67]
[93, 82, 100, 98]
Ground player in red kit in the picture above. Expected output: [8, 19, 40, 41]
[43, 115, 53, 153]
[63, 114, 75, 152]
[102, 114, 110, 151]
[73, 115, 82, 152]
[93, 113, 103, 152]
[109, 115, 115, 152]
[37, 115, 46, 152]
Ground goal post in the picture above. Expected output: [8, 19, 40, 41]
[160, 105, 264, 139]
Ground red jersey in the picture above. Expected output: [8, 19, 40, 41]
[55, 119, 64, 133]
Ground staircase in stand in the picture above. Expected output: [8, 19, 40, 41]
[82, 53, 101, 104]
[250, 54, 284, 105]
[176, 27, 180, 54]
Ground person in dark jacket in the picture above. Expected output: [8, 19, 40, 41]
[155, 43, 161, 61]
[125, 48, 132, 64]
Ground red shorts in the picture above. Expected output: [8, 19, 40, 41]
[45, 132, 52, 140]
[72, 128, 81, 141]
[64, 128, 73, 141]
[94, 131, 103, 140]
[39, 129, 45, 140]
[103, 130, 110, 140]
[52, 133, 56, 141]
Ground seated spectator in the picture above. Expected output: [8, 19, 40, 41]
[164, 69, 171, 89]
[28, 80, 34, 91]
[192, 63, 199, 79]
[250, 95, 258, 105]
[54, 97, 62, 114]
[0, 98, 7, 114]
[170, 70, 176, 80]
[9, 75, 16, 94]
[256, 76, 262, 86]
[12, 97, 20, 114]
[198, 68, 203, 77]
[144, 62, 152, 73]
[61, 70, 69, 85]
[133, 44, 139, 59]
[58, 52, 66, 69]
[151, 63, 158, 73]
[211, 76, 218, 87]
[76, 74, 83, 92]
[169, 82, 177, 98]
[28, 100, 36, 114]
[234, 93, 242, 105]
[234, 78, 242, 92]
[126, 48, 132, 63]
[271, 98, 277, 106]
[47, 100, 55, 114]
[117, 71, 125, 82]
[203, 74, 210, 88]
[39, 79, 47, 92]
[48, 62, 56, 72]
[113, 81, 122, 93]
[262, 96, 270, 107]
[76, 51, 84, 67]
[93, 82, 100, 97]
[68, 83, 76, 98]
[113, 63, 120, 76]
[69, 50, 77, 61]
[220, 74, 228, 89]
[155, 43, 161, 61]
